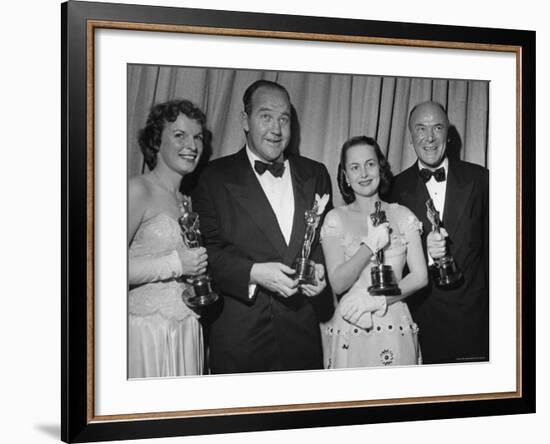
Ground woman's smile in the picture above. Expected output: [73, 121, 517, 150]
[178, 150, 198, 161]
[358, 178, 373, 186]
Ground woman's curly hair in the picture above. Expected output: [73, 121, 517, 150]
[337, 135, 393, 204]
[138, 99, 211, 171]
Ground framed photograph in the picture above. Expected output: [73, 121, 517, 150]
[62, 0, 535, 442]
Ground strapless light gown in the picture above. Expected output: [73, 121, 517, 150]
[128, 214, 203, 378]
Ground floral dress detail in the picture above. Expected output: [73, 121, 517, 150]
[128, 213, 203, 378]
[320, 203, 422, 369]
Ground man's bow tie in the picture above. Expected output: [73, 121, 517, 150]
[419, 167, 446, 183]
[254, 160, 285, 178]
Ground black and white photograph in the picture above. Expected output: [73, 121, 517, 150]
[127, 64, 489, 378]
[51, 0, 539, 442]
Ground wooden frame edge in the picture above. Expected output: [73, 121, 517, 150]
[84, 18, 525, 424]
[89, 19, 521, 53]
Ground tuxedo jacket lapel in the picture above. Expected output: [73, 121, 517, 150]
[414, 172, 432, 234]
[284, 158, 316, 265]
[399, 166, 432, 237]
[443, 160, 474, 241]
[225, 149, 288, 258]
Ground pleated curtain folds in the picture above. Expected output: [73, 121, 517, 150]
[128, 65, 488, 206]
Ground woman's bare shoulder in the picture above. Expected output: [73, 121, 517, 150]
[129, 175, 154, 205]
[324, 205, 349, 225]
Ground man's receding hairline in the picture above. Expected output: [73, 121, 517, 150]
[409, 102, 449, 129]
[250, 85, 289, 104]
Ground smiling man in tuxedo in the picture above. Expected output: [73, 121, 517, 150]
[192, 80, 334, 374]
[390, 101, 489, 364]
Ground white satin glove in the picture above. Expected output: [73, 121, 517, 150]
[129, 250, 183, 286]
[339, 289, 387, 329]
[362, 217, 390, 253]
[348, 311, 374, 329]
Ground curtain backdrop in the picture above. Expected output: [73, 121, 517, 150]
[128, 65, 488, 206]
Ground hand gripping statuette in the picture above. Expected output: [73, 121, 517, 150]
[425, 198, 463, 287]
[178, 196, 219, 307]
[293, 193, 330, 285]
[367, 201, 401, 296]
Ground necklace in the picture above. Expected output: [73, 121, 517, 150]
[147, 171, 184, 207]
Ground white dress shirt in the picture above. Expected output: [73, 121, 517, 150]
[246, 146, 295, 297]
[246, 146, 295, 244]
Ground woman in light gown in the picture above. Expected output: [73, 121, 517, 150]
[128, 99, 210, 378]
[321, 136, 428, 369]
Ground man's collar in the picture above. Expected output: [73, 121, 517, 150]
[245, 144, 287, 169]
[417, 156, 449, 173]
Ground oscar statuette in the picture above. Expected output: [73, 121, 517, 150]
[293, 193, 329, 285]
[178, 196, 219, 307]
[367, 201, 401, 296]
[425, 198, 463, 287]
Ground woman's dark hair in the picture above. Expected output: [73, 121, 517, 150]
[138, 99, 211, 171]
[337, 135, 393, 204]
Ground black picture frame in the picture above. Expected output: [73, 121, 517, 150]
[61, 1, 536, 442]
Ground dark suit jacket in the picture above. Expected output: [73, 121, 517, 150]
[192, 148, 334, 374]
[390, 158, 489, 364]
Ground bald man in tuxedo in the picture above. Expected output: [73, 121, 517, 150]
[390, 101, 489, 364]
